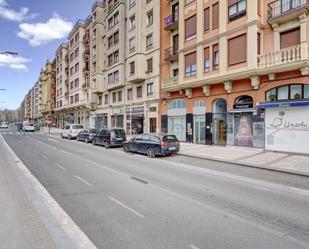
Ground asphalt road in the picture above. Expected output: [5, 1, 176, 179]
[1, 127, 309, 249]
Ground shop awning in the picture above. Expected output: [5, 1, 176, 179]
[229, 108, 256, 113]
[258, 100, 309, 109]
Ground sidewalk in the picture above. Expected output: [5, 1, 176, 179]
[179, 143, 309, 177]
[0, 133, 96, 249]
[40, 127, 63, 134]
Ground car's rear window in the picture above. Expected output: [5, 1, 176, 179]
[73, 125, 84, 129]
[162, 135, 178, 142]
[111, 129, 125, 136]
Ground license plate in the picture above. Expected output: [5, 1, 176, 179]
[116, 138, 123, 141]
[169, 147, 176, 150]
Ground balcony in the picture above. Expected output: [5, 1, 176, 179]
[162, 76, 179, 89]
[65, 66, 69, 73]
[83, 33, 90, 44]
[268, 0, 309, 23]
[164, 11, 179, 31]
[164, 46, 179, 62]
[65, 54, 69, 62]
[83, 49, 90, 59]
[82, 83, 89, 89]
[257, 45, 306, 69]
[83, 67, 90, 74]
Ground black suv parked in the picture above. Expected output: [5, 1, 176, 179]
[92, 128, 126, 148]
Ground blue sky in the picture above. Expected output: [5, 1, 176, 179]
[0, 0, 94, 109]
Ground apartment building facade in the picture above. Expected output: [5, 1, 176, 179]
[33, 81, 42, 123]
[90, 0, 161, 135]
[160, 0, 309, 154]
[39, 60, 56, 123]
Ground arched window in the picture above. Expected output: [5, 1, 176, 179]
[266, 84, 309, 101]
[168, 99, 187, 110]
[213, 99, 227, 113]
[194, 100, 206, 108]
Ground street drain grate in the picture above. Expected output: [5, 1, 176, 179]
[130, 176, 148, 184]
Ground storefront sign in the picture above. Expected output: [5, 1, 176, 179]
[233, 103, 253, 109]
[112, 107, 124, 115]
[269, 110, 308, 129]
[126, 106, 144, 114]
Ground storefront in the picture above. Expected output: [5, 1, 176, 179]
[227, 96, 265, 148]
[259, 100, 309, 154]
[96, 113, 108, 129]
[193, 100, 206, 144]
[111, 106, 124, 128]
[167, 99, 187, 141]
[211, 99, 227, 146]
[126, 106, 144, 135]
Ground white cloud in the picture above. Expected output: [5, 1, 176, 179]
[17, 15, 73, 46]
[0, 53, 30, 70]
[0, 1, 36, 22]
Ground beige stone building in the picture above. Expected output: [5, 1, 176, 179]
[54, 18, 92, 128]
[90, 0, 161, 134]
[39, 60, 56, 123]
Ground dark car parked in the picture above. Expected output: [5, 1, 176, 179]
[123, 133, 180, 158]
[77, 128, 98, 143]
[92, 128, 126, 148]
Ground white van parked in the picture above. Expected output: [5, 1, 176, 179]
[61, 124, 84, 139]
[23, 121, 35, 132]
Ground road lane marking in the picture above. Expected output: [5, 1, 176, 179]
[48, 138, 61, 143]
[108, 196, 144, 218]
[54, 163, 66, 171]
[42, 155, 49, 160]
[74, 175, 92, 186]
[190, 245, 201, 249]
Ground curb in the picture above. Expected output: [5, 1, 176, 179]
[178, 152, 309, 178]
[0, 132, 97, 249]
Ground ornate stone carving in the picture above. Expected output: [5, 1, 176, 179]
[202, 85, 211, 96]
[224, 81, 233, 93]
[185, 88, 192, 98]
[250, 76, 260, 90]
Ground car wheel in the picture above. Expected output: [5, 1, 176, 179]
[104, 141, 110, 149]
[123, 144, 129, 153]
[146, 148, 155, 158]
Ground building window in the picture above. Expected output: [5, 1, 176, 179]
[74, 94, 79, 102]
[185, 15, 196, 42]
[108, 36, 113, 48]
[114, 12, 119, 25]
[147, 83, 153, 96]
[194, 100, 206, 107]
[74, 78, 79, 87]
[136, 86, 142, 98]
[204, 47, 210, 72]
[98, 96, 103, 105]
[127, 88, 133, 100]
[266, 84, 308, 101]
[173, 68, 179, 77]
[104, 94, 108, 104]
[108, 73, 114, 84]
[212, 2, 219, 30]
[114, 50, 119, 63]
[75, 63, 79, 72]
[168, 99, 187, 110]
[75, 48, 79, 58]
[129, 37, 135, 53]
[257, 32, 261, 55]
[114, 70, 119, 82]
[93, 28, 96, 38]
[213, 44, 219, 70]
[112, 92, 116, 103]
[114, 31, 119, 44]
[204, 7, 210, 33]
[70, 53, 74, 61]
[228, 34, 247, 66]
[118, 91, 122, 101]
[146, 33, 153, 50]
[70, 67, 74, 75]
[280, 28, 300, 49]
[129, 15, 136, 30]
[146, 58, 153, 73]
[130, 61, 135, 75]
[185, 52, 197, 77]
[70, 96, 74, 104]
[108, 54, 113, 66]
[147, 10, 153, 26]
[108, 17, 113, 29]
[228, 0, 246, 22]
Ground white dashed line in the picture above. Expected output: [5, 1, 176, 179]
[54, 163, 66, 171]
[74, 175, 93, 187]
[108, 196, 144, 218]
[190, 244, 201, 249]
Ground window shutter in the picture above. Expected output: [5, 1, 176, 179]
[212, 2, 219, 30]
[228, 34, 247, 65]
[280, 28, 300, 49]
[185, 52, 196, 67]
[185, 15, 197, 39]
[204, 8, 210, 31]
